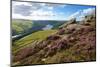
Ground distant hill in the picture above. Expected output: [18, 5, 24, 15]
[12, 19, 66, 36]
[12, 15, 96, 66]
[12, 19, 33, 36]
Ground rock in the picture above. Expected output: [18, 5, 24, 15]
[82, 15, 96, 26]
[13, 47, 35, 62]
[68, 18, 77, 24]
[59, 18, 77, 29]
[46, 35, 61, 40]
[65, 24, 82, 34]
[57, 29, 65, 35]
[41, 58, 46, 61]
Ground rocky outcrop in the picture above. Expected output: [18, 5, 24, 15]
[59, 18, 77, 29]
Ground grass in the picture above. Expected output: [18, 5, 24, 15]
[12, 30, 57, 53]
[12, 19, 33, 35]
[44, 49, 83, 64]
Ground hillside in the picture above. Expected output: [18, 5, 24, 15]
[12, 20, 66, 36]
[12, 30, 57, 54]
[12, 19, 33, 36]
[12, 15, 96, 66]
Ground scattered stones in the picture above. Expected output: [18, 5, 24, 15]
[41, 58, 46, 61]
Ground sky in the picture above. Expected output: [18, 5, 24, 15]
[12, 1, 96, 21]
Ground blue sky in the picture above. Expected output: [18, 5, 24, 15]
[12, 1, 96, 21]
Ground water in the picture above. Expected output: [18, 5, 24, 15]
[42, 24, 53, 30]
[12, 34, 21, 39]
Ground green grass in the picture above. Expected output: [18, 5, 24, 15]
[12, 30, 57, 53]
[12, 19, 33, 35]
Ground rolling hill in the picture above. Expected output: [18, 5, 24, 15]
[12, 19, 66, 36]
[12, 19, 33, 36]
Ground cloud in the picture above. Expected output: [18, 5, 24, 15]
[67, 8, 95, 21]
[12, 1, 32, 6]
[47, 7, 54, 10]
[67, 10, 81, 19]
[12, 1, 95, 21]
[12, 1, 61, 20]
[12, 1, 42, 16]
[12, 9, 56, 20]
[82, 8, 95, 15]
[60, 4, 66, 8]
[30, 9, 55, 16]
[45, 3, 66, 8]
[13, 5, 32, 16]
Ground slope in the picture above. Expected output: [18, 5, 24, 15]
[12, 15, 96, 66]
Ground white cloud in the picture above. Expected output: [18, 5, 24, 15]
[12, 10, 56, 20]
[41, 3, 46, 6]
[12, 1, 59, 20]
[48, 7, 54, 10]
[12, 13, 28, 19]
[67, 10, 81, 19]
[12, 1, 32, 6]
[83, 8, 95, 15]
[60, 4, 66, 8]
[67, 8, 95, 21]
[30, 9, 55, 17]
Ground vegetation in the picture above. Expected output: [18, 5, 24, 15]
[12, 19, 33, 35]
[12, 30, 57, 54]
[12, 20, 65, 36]
[12, 15, 96, 66]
